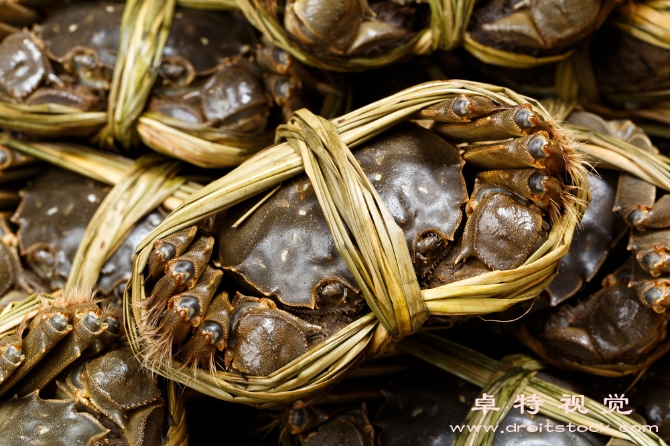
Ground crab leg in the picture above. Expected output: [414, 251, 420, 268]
[462, 131, 566, 176]
[0, 335, 23, 385]
[0, 306, 70, 397]
[181, 291, 233, 370]
[146, 225, 198, 281]
[13, 303, 106, 397]
[145, 235, 215, 315]
[159, 265, 223, 345]
[435, 104, 550, 141]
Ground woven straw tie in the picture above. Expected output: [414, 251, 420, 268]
[279, 109, 428, 339]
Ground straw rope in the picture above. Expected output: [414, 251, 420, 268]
[402, 334, 669, 446]
[124, 80, 588, 404]
[65, 154, 185, 294]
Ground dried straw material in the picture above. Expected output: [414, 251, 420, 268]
[64, 155, 185, 294]
[0, 134, 201, 211]
[125, 80, 589, 404]
[235, 0, 474, 71]
[401, 334, 669, 446]
[462, 34, 574, 69]
[165, 380, 189, 446]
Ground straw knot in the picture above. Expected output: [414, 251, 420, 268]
[277, 109, 427, 338]
[454, 354, 543, 446]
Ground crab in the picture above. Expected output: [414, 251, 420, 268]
[0, 2, 332, 137]
[12, 166, 163, 299]
[566, 111, 670, 312]
[140, 96, 578, 377]
[530, 258, 668, 367]
[467, 0, 609, 57]
[278, 356, 608, 446]
[283, 0, 421, 58]
[593, 22, 670, 94]
[0, 347, 168, 446]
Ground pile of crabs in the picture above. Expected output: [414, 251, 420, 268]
[0, 1, 670, 445]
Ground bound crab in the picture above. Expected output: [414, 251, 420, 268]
[567, 111, 670, 313]
[11, 166, 163, 302]
[0, 1, 330, 136]
[467, 0, 616, 59]
[282, 0, 427, 58]
[139, 94, 582, 378]
[0, 346, 173, 446]
[517, 112, 670, 374]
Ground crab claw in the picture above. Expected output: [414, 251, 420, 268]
[457, 192, 546, 270]
[227, 304, 322, 376]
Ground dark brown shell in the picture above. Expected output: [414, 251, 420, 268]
[542, 280, 666, 364]
[13, 167, 109, 289]
[164, 9, 257, 75]
[217, 122, 467, 309]
[38, 1, 123, 66]
[83, 348, 161, 412]
[0, 391, 108, 445]
[545, 171, 621, 305]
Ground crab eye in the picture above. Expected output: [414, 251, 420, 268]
[528, 134, 549, 159]
[201, 322, 223, 344]
[175, 297, 200, 321]
[529, 172, 547, 194]
[48, 312, 68, 331]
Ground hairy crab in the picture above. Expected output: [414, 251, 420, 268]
[12, 166, 163, 300]
[566, 112, 670, 313]
[0, 1, 330, 138]
[516, 113, 670, 374]
[467, 0, 614, 58]
[139, 95, 580, 378]
[282, 0, 424, 58]
[0, 346, 170, 446]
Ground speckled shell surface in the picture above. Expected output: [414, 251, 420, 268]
[218, 122, 466, 308]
